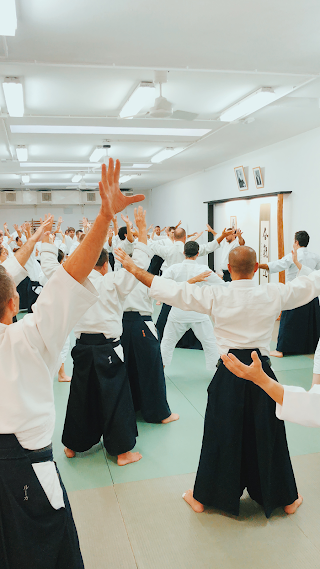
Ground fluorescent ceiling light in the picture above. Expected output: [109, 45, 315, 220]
[3, 79, 24, 117]
[220, 87, 282, 122]
[72, 174, 82, 183]
[0, 0, 17, 36]
[16, 146, 28, 161]
[21, 175, 30, 184]
[119, 82, 156, 118]
[132, 164, 152, 169]
[119, 175, 139, 185]
[22, 162, 100, 168]
[25, 183, 98, 187]
[89, 146, 106, 162]
[10, 125, 211, 137]
[151, 147, 185, 163]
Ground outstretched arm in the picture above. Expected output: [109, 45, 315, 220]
[221, 351, 284, 405]
[63, 159, 145, 284]
[236, 228, 245, 245]
[14, 217, 53, 268]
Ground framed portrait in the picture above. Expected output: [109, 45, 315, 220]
[234, 166, 248, 191]
[230, 216, 237, 230]
[253, 166, 264, 189]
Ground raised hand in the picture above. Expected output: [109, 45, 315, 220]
[99, 159, 145, 220]
[34, 215, 54, 242]
[221, 228, 234, 239]
[190, 231, 203, 241]
[291, 242, 301, 270]
[134, 206, 146, 231]
[121, 213, 130, 225]
[114, 248, 135, 271]
[221, 351, 265, 384]
[188, 270, 212, 284]
[206, 224, 217, 236]
[236, 228, 243, 237]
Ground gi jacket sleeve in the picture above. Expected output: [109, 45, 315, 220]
[24, 265, 98, 373]
[106, 242, 152, 303]
[276, 384, 320, 427]
[198, 240, 220, 256]
[278, 269, 320, 311]
[40, 243, 60, 280]
[150, 276, 215, 316]
[2, 256, 28, 285]
[268, 253, 292, 274]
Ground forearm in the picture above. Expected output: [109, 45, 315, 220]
[259, 263, 269, 271]
[137, 226, 147, 246]
[14, 236, 38, 267]
[125, 223, 134, 243]
[130, 264, 155, 288]
[64, 213, 111, 283]
[254, 372, 284, 405]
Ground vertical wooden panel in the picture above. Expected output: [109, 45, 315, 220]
[277, 194, 285, 284]
[208, 203, 214, 270]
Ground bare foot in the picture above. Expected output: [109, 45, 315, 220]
[182, 489, 204, 513]
[58, 373, 71, 382]
[64, 447, 75, 458]
[162, 413, 179, 424]
[117, 451, 142, 466]
[270, 350, 283, 358]
[284, 493, 303, 514]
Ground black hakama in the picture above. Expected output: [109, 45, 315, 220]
[0, 435, 83, 569]
[276, 297, 320, 354]
[121, 312, 171, 422]
[62, 334, 138, 457]
[222, 269, 232, 282]
[193, 349, 298, 518]
[148, 254, 164, 276]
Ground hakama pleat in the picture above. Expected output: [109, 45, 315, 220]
[193, 349, 298, 518]
[122, 312, 171, 422]
[276, 297, 320, 354]
[0, 435, 83, 569]
[62, 334, 138, 456]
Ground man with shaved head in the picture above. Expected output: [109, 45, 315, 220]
[115, 243, 320, 519]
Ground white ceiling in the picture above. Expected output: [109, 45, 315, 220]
[1, 0, 320, 191]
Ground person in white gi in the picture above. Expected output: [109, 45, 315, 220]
[115, 244, 320, 519]
[0, 158, 146, 568]
[161, 240, 227, 370]
[260, 230, 320, 357]
[218, 227, 245, 281]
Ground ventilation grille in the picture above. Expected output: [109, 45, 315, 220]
[123, 190, 134, 197]
[5, 192, 16, 202]
[86, 192, 96, 202]
[41, 192, 52, 202]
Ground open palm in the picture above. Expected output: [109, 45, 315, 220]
[99, 159, 145, 219]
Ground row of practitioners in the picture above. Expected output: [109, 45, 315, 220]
[0, 160, 320, 566]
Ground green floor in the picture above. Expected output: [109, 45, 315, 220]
[20, 308, 320, 567]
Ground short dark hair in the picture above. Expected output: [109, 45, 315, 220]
[76, 229, 83, 237]
[168, 226, 175, 232]
[95, 248, 109, 267]
[118, 226, 127, 241]
[0, 266, 15, 320]
[15, 236, 20, 243]
[68, 227, 75, 232]
[295, 231, 309, 247]
[184, 241, 199, 258]
[58, 249, 65, 264]
[155, 225, 160, 229]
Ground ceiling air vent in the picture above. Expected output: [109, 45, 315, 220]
[5, 192, 17, 203]
[41, 192, 52, 202]
[86, 192, 96, 202]
[123, 190, 134, 197]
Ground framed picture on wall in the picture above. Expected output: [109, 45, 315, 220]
[234, 166, 248, 191]
[230, 216, 237, 230]
[253, 166, 264, 189]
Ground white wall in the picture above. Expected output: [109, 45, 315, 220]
[147, 125, 320, 277]
[0, 191, 151, 234]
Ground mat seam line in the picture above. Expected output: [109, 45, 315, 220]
[165, 372, 205, 419]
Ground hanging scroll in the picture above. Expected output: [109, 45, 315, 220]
[259, 203, 271, 284]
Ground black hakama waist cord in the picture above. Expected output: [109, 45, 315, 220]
[193, 350, 298, 518]
[122, 312, 171, 422]
[62, 335, 138, 456]
[277, 297, 320, 354]
[0, 434, 83, 569]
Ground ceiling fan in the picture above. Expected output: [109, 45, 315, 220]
[125, 71, 198, 121]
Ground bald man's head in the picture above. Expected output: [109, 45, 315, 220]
[174, 228, 186, 242]
[228, 246, 257, 279]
